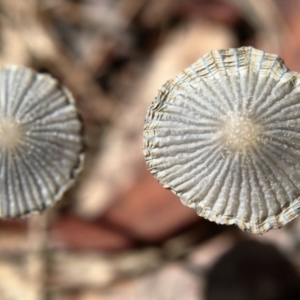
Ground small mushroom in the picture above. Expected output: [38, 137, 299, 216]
[0, 65, 84, 218]
[143, 46, 300, 234]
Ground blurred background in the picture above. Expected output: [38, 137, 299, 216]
[1, 0, 300, 299]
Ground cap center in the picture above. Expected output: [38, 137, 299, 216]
[220, 114, 259, 151]
[0, 119, 22, 150]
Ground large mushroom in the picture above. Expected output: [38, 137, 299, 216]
[143, 46, 300, 234]
[0, 65, 84, 218]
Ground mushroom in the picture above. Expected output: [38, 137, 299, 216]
[0, 65, 84, 218]
[143, 46, 300, 234]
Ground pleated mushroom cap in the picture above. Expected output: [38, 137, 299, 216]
[143, 46, 300, 234]
[0, 65, 84, 218]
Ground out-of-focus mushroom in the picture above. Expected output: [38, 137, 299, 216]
[0, 65, 84, 218]
[143, 46, 300, 234]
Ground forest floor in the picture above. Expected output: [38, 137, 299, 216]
[1, 0, 300, 299]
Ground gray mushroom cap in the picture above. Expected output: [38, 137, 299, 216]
[0, 65, 84, 218]
[143, 46, 300, 234]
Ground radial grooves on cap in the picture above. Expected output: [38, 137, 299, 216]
[144, 46, 300, 234]
[0, 65, 84, 218]
[14, 148, 43, 212]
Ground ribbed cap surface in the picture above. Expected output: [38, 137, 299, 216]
[0, 65, 84, 218]
[143, 47, 300, 234]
